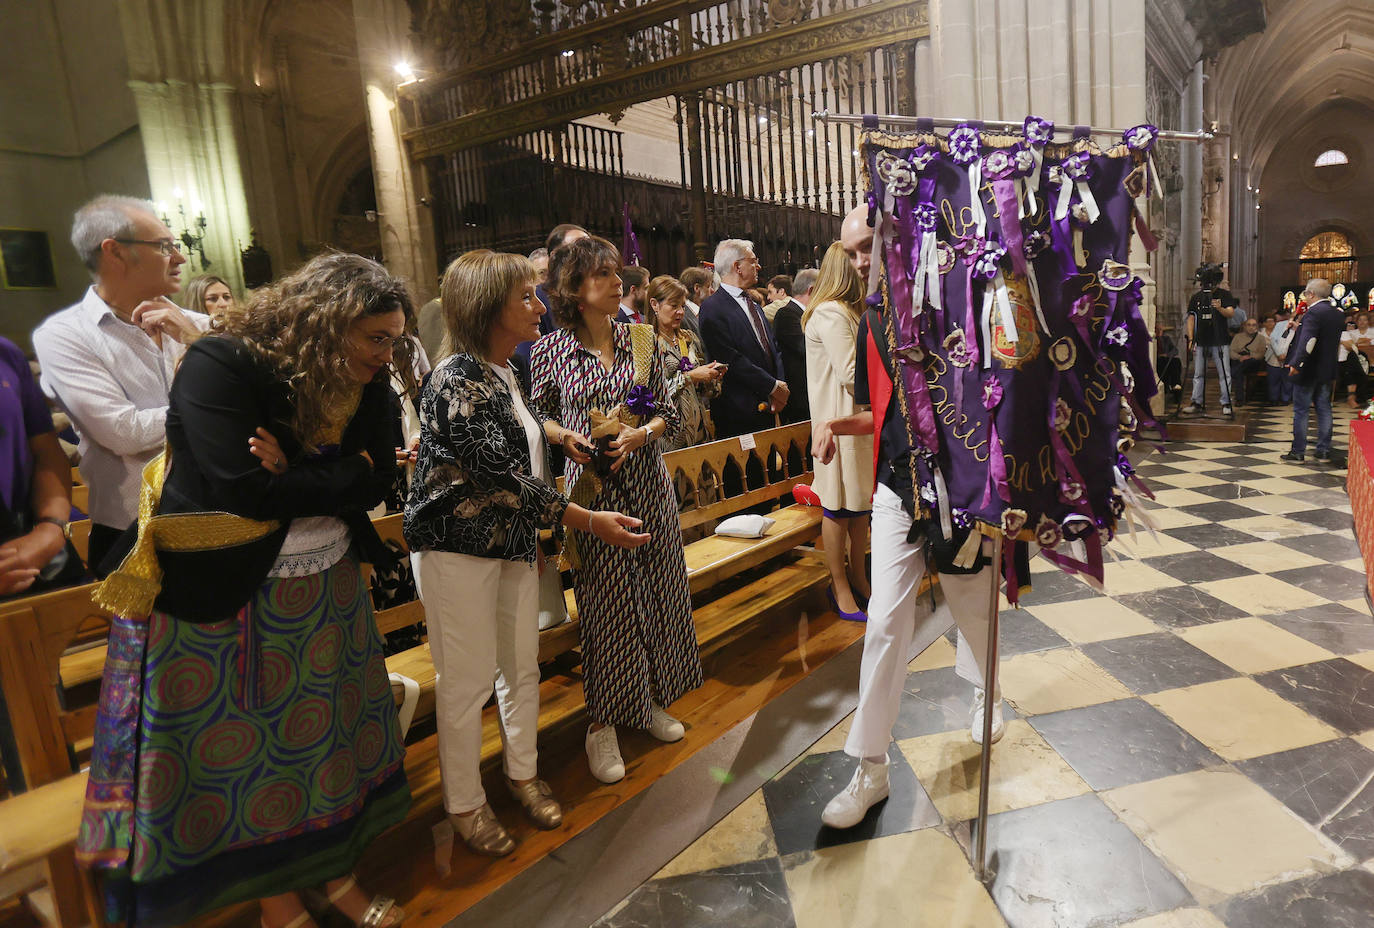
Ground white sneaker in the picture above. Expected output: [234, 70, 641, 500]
[585, 725, 625, 783]
[1181, 404, 1200, 415]
[970, 688, 1005, 745]
[821, 757, 890, 829]
[647, 703, 685, 742]
[1222, 405, 1233, 415]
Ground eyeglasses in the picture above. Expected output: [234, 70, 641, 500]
[114, 238, 181, 257]
[357, 334, 409, 354]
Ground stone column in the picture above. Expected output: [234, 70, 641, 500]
[127, 79, 255, 293]
[351, 0, 438, 303]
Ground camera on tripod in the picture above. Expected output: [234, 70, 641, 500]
[1193, 262, 1225, 288]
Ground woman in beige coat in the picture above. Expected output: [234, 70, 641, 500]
[804, 241, 874, 621]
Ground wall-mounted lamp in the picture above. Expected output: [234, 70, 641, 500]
[395, 61, 415, 81]
[160, 189, 211, 271]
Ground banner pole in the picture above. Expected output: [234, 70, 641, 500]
[973, 532, 1004, 883]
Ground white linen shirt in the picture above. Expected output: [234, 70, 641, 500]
[32, 286, 210, 528]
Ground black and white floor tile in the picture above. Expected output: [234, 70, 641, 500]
[596, 403, 1374, 928]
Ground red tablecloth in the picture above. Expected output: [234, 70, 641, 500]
[1347, 420, 1374, 602]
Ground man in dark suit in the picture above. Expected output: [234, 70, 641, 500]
[615, 265, 650, 324]
[515, 223, 589, 389]
[770, 271, 813, 424]
[699, 239, 789, 437]
[1282, 278, 1345, 465]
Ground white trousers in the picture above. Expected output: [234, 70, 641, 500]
[412, 550, 541, 813]
[845, 483, 998, 760]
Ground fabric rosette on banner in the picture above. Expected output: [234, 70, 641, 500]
[859, 117, 1162, 598]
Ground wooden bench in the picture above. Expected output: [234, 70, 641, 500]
[4, 421, 825, 925]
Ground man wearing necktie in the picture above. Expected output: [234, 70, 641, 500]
[699, 239, 790, 438]
[615, 265, 650, 325]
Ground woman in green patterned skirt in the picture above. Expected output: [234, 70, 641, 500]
[77, 254, 415, 928]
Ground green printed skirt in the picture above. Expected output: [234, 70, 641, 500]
[76, 556, 410, 927]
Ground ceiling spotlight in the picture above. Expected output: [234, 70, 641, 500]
[1232, 153, 1239, 161]
[561, 49, 575, 58]
[394, 61, 415, 80]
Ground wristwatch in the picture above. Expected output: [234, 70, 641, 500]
[36, 516, 72, 540]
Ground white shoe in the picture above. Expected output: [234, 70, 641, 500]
[585, 725, 625, 783]
[647, 703, 685, 742]
[1222, 405, 1233, 415]
[1181, 404, 1200, 415]
[970, 688, 1005, 745]
[821, 757, 890, 829]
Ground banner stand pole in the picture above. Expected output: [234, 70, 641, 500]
[973, 532, 1004, 883]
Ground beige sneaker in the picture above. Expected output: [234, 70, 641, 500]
[821, 757, 890, 829]
[647, 703, 685, 742]
[586, 725, 625, 783]
[970, 688, 1005, 745]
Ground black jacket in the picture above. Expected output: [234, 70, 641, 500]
[155, 336, 398, 621]
[771, 299, 810, 423]
[698, 287, 785, 437]
[403, 353, 568, 562]
[1288, 299, 1344, 385]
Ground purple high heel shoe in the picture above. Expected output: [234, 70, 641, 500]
[827, 586, 868, 623]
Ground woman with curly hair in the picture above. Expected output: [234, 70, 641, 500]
[404, 249, 649, 856]
[77, 253, 414, 928]
[530, 237, 702, 784]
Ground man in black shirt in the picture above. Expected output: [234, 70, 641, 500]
[1182, 285, 1236, 415]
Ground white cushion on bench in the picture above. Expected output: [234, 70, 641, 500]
[714, 514, 776, 538]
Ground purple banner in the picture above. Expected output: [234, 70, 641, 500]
[864, 122, 1161, 585]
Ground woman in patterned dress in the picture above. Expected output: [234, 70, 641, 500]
[77, 254, 413, 928]
[648, 274, 724, 452]
[405, 250, 649, 856]
[530, 237, 703, 783]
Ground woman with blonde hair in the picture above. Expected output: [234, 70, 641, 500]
[405, 249, 650, 855]
[648, 274, 723, 450]
[78, 253, 417, 928]
[804, 241, 874, 621]
[182, 274, 236, 317]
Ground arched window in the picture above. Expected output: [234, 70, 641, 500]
[1314, 149, 1350, 167]
[1299, 231, 1355, 284]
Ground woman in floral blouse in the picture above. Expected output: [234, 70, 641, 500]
[648, 274, 723, 451]
[404, 250, 649, 857]
[530, 238, 703, 784]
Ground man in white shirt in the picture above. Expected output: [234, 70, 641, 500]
[33, 195, 209, 572]
[1339, 312, 1373, 408]
[1265, 307, 1294, 405]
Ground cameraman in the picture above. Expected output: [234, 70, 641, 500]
[1182, 266, 1236, 415]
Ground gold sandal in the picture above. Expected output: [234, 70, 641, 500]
[324, 876, 404, 928]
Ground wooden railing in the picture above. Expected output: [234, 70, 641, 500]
[403, 0, 929, 156]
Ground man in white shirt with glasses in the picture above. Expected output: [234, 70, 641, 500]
[33, 195, 209, 573]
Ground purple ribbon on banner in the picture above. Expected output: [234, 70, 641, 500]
[981, 375, 1010, 507]
[983, 147, 1030, 277]
[881, 218, 940, 454]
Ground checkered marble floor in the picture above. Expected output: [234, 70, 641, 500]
[594, 403, 1374, 928]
